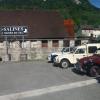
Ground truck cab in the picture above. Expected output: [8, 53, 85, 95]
[53, 43, 100, 68]
[47, 47, 74, 63]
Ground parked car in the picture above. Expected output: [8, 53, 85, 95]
[75, 48, 100, 77]
[48, 47, 74, 63]
[53, 43, 100, 68]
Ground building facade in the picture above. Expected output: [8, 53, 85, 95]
[0, 10, 75, 61]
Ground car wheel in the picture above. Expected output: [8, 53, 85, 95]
[60, 59, 70, 68]
[89, 65, 100, 77]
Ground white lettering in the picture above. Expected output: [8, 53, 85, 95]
[0, 26, 28, 36]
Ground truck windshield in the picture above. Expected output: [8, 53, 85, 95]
[62, 47, 70, 52]
[75, 48, 85, 54]
[61, 47, 76, 53]
[70, 47, 77, 53]
[61, 48, 66, 52]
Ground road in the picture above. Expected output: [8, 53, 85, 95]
[0, 61, 99, 100]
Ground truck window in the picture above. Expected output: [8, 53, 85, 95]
[96, 48, 100, 54]
[75, 48, 85, 54]
[63, 47, 70, 52]
[61, 48, 65, 52]
[88, 46, 97, 53]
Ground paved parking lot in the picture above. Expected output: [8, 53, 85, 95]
[0, 61, 99, 100]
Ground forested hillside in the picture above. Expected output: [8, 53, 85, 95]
[0, 0, 100, 26]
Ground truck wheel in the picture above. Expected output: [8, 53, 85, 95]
[60, 59, 70, 68]
[89, 66, 100, 77]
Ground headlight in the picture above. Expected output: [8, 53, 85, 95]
[53, 57, 56, 62]
[54, 56, 59, 63]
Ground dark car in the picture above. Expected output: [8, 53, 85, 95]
[75, 48, 100, 77]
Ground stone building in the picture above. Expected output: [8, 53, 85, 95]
[0, 10, 75, 61]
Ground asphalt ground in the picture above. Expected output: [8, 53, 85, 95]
[19, 84, 100, 100]
[0, 61, 99, 100]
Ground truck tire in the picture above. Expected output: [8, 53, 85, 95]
[60, 59, 70, 68]
[89, 65, 100, 77]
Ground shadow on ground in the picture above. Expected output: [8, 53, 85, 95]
[71, 68, 85, 76]
[95, 76, 100, 83]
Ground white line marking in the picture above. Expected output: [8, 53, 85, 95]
[0, 79, 97, 100]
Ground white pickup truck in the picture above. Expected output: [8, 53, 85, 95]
[48, 47, 74, 63]
[53, 43, 100, 68]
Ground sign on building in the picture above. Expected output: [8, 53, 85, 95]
[0, 26, 28, 36]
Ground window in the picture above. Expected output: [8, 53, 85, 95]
[75, 48, 85, 54]
[88, 46, 97, 53]
[63, 40, 69, 47]
[52, 40, 59, 47]
[75, 40, 81, 46]
[63, 47, 70, 52]
[42, 40, 48, 47]
[96, 50, 100, 54]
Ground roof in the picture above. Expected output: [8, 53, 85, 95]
[0, 10, 67, 40]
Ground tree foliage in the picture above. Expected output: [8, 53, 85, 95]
[0, 0, 100, 26]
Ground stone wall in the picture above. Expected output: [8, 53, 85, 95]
[0, 47, 62, 62]
[0, 39, 73, 62]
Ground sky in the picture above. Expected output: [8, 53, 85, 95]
[88, 0, 100, 8]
